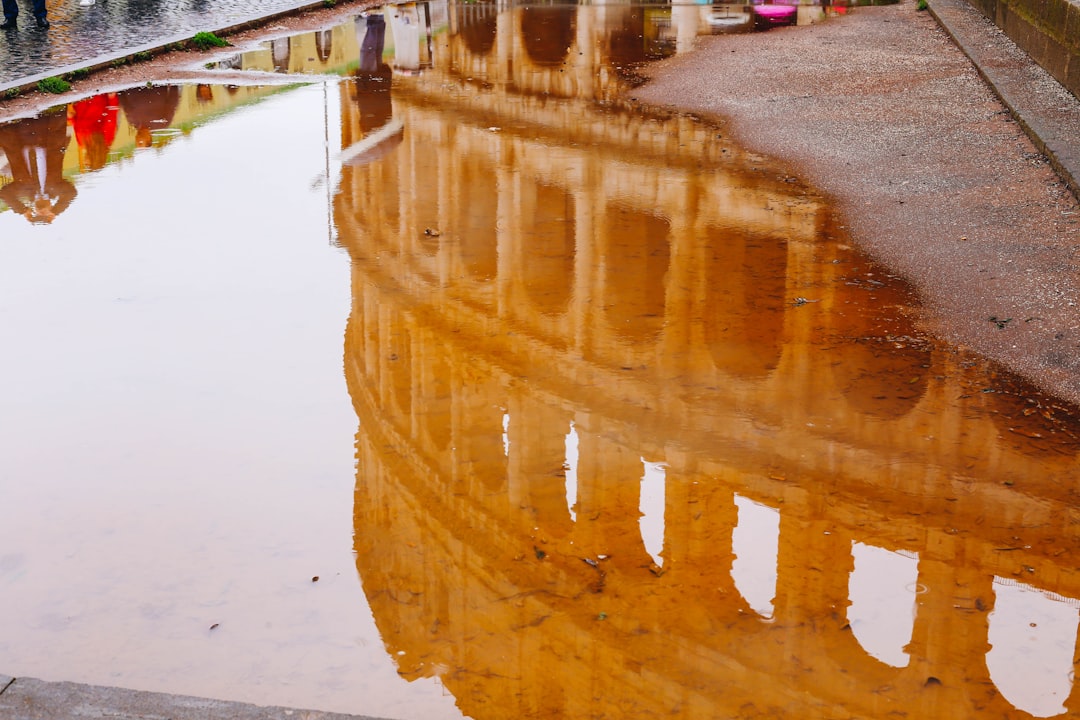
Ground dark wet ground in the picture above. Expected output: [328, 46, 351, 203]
[2, 3, 1080, 720]
[0, 0, 315, 84]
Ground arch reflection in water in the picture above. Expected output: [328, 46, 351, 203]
[336, 1, 1080, 718]
[987, 579, 1080, 718]
[848, 542, 919, 668]
[731, 495, 780, 619]
[639, 460, 667, 569]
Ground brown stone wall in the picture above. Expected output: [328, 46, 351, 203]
[966, 0, 1080, 97]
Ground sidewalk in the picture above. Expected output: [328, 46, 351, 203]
[0, 0, 325, 89]
[927, 0, 1080, 201]
[0, 674, 397, 720]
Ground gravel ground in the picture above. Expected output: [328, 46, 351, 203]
[632, 0, 1080, 406]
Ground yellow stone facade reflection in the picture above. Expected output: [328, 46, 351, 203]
[334, 3, 1080, 718]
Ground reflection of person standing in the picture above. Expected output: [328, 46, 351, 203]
[357, 13, 386, 74]
[354, 14, 393, 132]
[1, 0, 50, 30]
[70, 93, 119, 171]
[117, 85, 182, 148]
[0, 109, 77, 224]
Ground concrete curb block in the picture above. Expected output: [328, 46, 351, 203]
[0, 675, 399, 720]
[927, 0, 1080, 201]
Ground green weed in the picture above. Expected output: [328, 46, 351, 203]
[191, 31, 229, 50]
[37, 76, 70, 94]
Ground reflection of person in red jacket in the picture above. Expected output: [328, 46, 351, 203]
[117, 85, 181, 148]
[0, 108, 77, 224]
[70, 92, 119, 172]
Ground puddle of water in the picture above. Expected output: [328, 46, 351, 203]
[2, 2, 1079, 719]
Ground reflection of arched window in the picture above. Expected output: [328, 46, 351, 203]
[639, 460, 666, 567]
[987, 579, 1080, 718]
[520, 6, 576, 66]
[564, 422, 578, 522]
[731, 495, 779, 618]
[523, 183, 575, 317]
[847, 542, 919, 667]
[271, 37, 291, 73]
[828, 266, 929, 417]
[315, 29, 333, 62]
[420, 352, 452, 453]
[703, 227, 785, 377]
[456, 4, 497, 55]
[388, 326, 412, 420]
[458, 157, 499, 282]
[602, 203, 670, 343]
[459, 391, 508, 493]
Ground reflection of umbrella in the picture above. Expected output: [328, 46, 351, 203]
[339, 118, 404, 167]
[753, 3, 798, 25]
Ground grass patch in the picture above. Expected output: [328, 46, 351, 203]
[37, 76, 70, 94]
[191, 31, 229, 50]
[134, 51, 152, 62]
[917, 0, 928, 8]
[323, 0, 336, 7]
[4, 87, 20, 99]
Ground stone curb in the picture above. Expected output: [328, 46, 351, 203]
[927, 0, 1080, 201]
[0, 675, 400, 720]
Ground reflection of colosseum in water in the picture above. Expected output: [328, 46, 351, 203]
[333, 3, 1080, 718]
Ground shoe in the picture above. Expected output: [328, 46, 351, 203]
[35, 17, 49, 28]
[0, 19, 15, 29]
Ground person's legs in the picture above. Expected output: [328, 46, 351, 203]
[30, 0, 47, 28]
[1, 0, 18, 26]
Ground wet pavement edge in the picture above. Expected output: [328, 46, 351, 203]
[0, 0, 1078, 717]
[928, 0, 1080, 200]
[0, 0, 331, 98]
[0, 674, 398, 720]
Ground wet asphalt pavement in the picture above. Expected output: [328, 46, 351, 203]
[0, 0, 315, 85]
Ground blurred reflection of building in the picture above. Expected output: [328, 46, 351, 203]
[334, 3, 1080, 719]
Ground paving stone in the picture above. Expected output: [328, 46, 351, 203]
[0, 0, 321, 85]
[0, 675, 397, 720]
